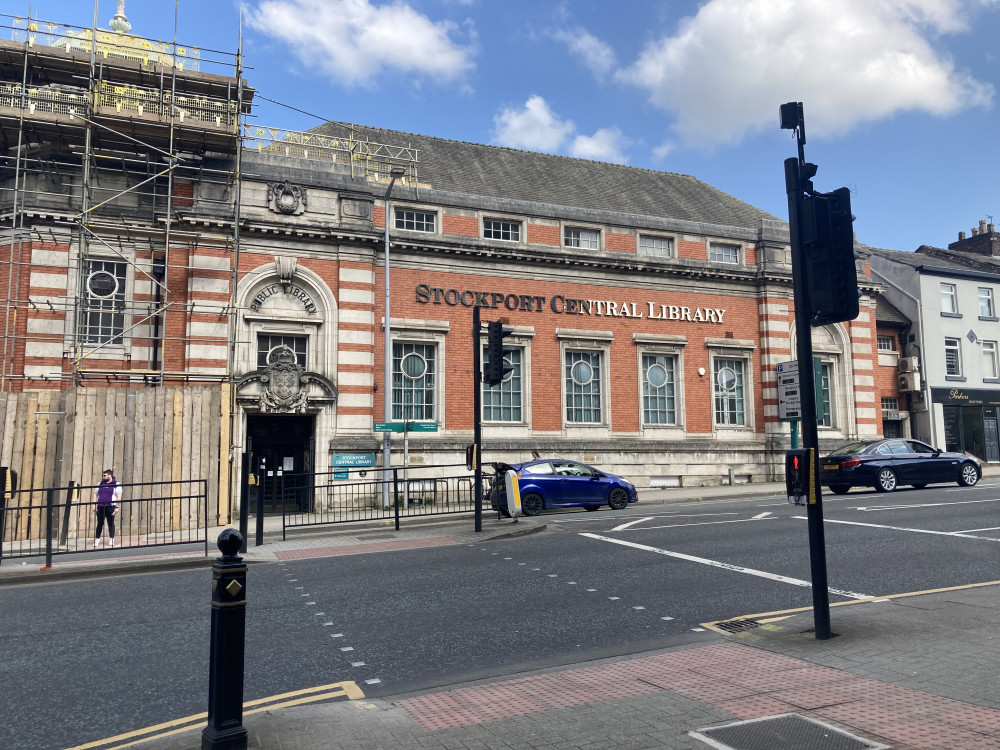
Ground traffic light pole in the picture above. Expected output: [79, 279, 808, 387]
[784, 117, 832, 641]
[472, 305, 483, 533]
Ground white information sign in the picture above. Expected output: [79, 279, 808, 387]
[777, 361, 801, 420]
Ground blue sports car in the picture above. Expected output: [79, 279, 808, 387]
[820, 439, 981, 494]
[489, 458, 638, 516]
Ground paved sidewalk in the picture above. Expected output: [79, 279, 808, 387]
[134, 583, 999, 750]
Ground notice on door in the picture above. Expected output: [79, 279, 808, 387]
[283, 456, 294, 471]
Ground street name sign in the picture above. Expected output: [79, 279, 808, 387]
[373, 422, 404, 433]
[407, 421, 438, 432]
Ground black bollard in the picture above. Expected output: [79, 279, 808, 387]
[202, 528, 248, 750]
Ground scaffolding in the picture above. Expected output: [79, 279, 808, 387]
[0, 5, 419, 392]
[0, 4, 249, 391]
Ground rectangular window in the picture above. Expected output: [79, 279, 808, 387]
[713, 357, 746, 426]
[641, 354, 676, 424]
[945, 338, 962, 377]
[257, 334, 307, 368]
[709, 242, 740, 264]
[818, 363, 832, 427]
[877, 335, 895, 352]
[565, 350, 602, 423]
[983, 340, 999, 379]
[393, 342, 436, 420]
[639, 235, 673, 258]
[82, 259, 127, 344]
[881, 397, 899, 411]
[395, 208, 435, 233]
[482, 346, 522, 421]
[979, 287, 995, 317]
[940, 283, 958, 314]
[564, 227, 600, 250]
[483, 218, 520, 242]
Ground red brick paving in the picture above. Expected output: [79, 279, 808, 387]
[397, 642, 1000, 748]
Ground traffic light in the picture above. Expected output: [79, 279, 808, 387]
[785, 448, 815, 505]
[801, 187, 859, 326]
[465, 443, 477, 471]
[484, 320, 515, 386]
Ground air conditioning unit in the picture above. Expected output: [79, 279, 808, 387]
[898, 357, 919, 373]
[898, 372, 921, 392]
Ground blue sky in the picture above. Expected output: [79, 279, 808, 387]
[18, 0, 999, 252]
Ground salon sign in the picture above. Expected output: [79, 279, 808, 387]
[415, 283, 726, 323]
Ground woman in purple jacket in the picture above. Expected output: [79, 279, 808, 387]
[93, 469, 122, 548]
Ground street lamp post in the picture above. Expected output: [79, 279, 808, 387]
[383, 166, 406, 510]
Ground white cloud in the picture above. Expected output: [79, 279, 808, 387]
[492, 95, 575, 151]
[493, 96, 632, 163]
[570, 128, 630, 164]
[553, 27, 617, 79]
[617, 0, 996, 147]
[246, 0, 475, 87]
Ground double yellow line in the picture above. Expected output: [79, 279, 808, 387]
[67, 681, 365, 750]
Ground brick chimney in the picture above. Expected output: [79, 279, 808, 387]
[948, 218, 1000, 256]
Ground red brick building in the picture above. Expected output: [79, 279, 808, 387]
[0, 9, 899, 515]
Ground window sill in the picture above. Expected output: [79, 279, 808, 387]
[940, 312, 963, 318]
[984, 378, 1000, 384]
[979, 316, 999, 322]
[945, 376, 967, 382]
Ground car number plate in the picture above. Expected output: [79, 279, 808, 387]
[824, 464, 838, 470]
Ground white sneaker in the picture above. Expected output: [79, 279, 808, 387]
[93, 539, 101, 548]
[108, 539, 115, 548]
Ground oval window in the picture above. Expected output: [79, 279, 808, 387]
[401, 352, 427, 379]
[570, 359, 594, 386]
[646, 363, 668, 388]
[717, 366, 737, 392]
[87, 270, 118, 298]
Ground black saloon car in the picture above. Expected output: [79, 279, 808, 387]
[820, 439, 981, 494]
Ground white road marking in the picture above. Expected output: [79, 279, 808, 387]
[855, 498, 1000, 512]
[953, 526, 1000, 533]
[661, 616, 674, 621]
[752, 512, 772, 519]
[611, 516, 654, 531]
[580, 532, 871, 599]
[793, 516, 1000, 541]
[629, 517, 777, 532]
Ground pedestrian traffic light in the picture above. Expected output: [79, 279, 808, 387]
[465, 443, 477, 471]
[484, 320, 515, 386]
[801, 187, 859, 326]
[785, 448, 815, 505]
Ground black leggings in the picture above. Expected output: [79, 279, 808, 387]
[95, 507, 116, 539]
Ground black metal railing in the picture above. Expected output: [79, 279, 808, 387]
[252, 463, 494, 538]
[0, 479, 209, 566]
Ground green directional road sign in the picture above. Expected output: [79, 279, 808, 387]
[373, 422, 405, 433]
[407, 421, 438, 432]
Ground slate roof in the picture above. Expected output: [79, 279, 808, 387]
[311, 122, 779, 230]
[875, 295, 910, 326]
[865, 245, 980, 271]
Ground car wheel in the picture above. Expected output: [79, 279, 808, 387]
[875, 468, 897, 493]
[829, 485, 851, 495]
[521, 493, 543, 516]
[584, 505, 601, 512]
[912, 484, 927, 489]
[608, 488, 629, 510]
[958, 462, 981, 487]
